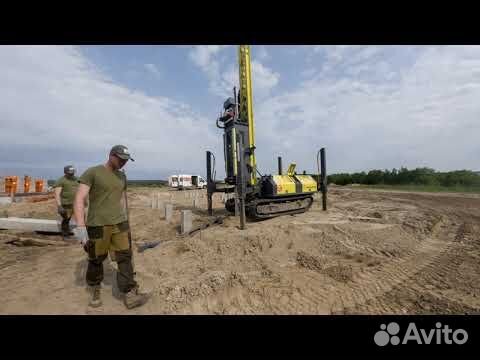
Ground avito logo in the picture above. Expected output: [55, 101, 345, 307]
[374, 322, 468, 346]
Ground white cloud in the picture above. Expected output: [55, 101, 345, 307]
[3, 45, 480, 181]
[144, 63, 161, 78]
[187, 45, 480, 174]
[188, 45, 233, 98]
[256, 45, 270, 61]
[301, 67, 317, 78]
[0, 46, 219, 178]
[251, 60, 280, 100]
[188, 45, 226, 68]
[251, 45, 480, 174]
[188, 45, 280, 101]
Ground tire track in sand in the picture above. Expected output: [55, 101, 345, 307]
[311, 216, 456, 313]
[334, 216, 467, 313]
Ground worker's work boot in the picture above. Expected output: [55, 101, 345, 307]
[61, 219, 71, 239]
[88, 285, 102, 308]
[61, 225, 69, 239]
[124, 285, 149, 309]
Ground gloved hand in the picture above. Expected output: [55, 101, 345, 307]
[73, 226, 89, 246]
[57, 206, 67, 216]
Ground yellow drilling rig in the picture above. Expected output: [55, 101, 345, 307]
[206, 45, 327, 228]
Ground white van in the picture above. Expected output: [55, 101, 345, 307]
[168, 175, 179, 188]
[168, 174, 207, 190]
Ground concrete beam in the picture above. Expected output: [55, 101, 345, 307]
[158, 204, 166, 219]
[180, 210, 192, 234]
[150, 193, 161, 209]
[165, 204, 173, 223]
[151, 196, 156, 209]
[0, 217, 76, 233]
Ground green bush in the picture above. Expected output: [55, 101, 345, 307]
[327, 167, 480, 188]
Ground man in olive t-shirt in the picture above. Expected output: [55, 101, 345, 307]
[73, 145, 149, 309]
[54, 165, 79, 237]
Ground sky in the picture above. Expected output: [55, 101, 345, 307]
[1, 45, 479, 180]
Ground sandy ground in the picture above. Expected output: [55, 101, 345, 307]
[0, 186, 479, 315]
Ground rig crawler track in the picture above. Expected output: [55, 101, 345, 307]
[226, 195, 314, 219]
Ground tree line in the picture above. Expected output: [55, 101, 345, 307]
[327, 167, 480, 187]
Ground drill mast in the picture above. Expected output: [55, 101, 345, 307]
[238, 45, 257, 185]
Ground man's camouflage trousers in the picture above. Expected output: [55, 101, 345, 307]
[60, 204, 74, 236]
[84, 221, 137, 293]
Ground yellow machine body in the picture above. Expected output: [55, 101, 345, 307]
[287, 163, 297, 176]
[263, 174, 317, 197]
[272, 175, 297, 195]
[294, 175, 318, 193]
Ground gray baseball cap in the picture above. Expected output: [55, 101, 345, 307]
[64, 165, 75, 174]
[110, 145, 135, 161]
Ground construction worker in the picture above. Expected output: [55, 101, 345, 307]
[54, 165, 79, 238]
[73, 145, 149, 309]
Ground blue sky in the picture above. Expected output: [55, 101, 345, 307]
[1, 45, 480, 180]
